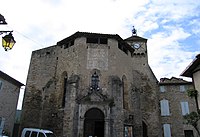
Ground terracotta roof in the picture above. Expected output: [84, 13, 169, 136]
[159, 77, 191, 85]
[57, 31, 119, 44]
[0, 71, 24, 87]
[181, 54, 200, 77]
[57, 31, 134, 53]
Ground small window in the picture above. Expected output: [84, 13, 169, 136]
[0, 80, 2, 91]
[38, 133, 45, 137]
[62, 77, 67, 108]
[86, 37, 98, 44]
[63, 40, 74, 49]
[181, 102, 189, 115]
[160, 99, 170, 116]
[100, 38, 108, 44]
[70, 40, 74, 46]
[64, 44, 69, 49]
[118, 44, 123, 50]
[160, 86, 165, 92]
[31, 131, 38, 137]
[25, 131, 31, 137]
[163, 124, 171, 137]
[180, 85, 186, 92]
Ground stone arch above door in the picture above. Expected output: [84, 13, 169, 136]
[84, 108, 105, 137]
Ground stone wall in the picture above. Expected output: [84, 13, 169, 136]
[0, 77, 20, 137]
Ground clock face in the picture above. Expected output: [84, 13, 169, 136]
[133, 43, 140, 49]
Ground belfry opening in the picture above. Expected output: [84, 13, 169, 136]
[84, 108, 105, 137]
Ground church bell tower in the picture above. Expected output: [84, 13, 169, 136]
[124, 26, 148, 64]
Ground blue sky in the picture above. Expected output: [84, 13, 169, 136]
[0, 0, 200, 109]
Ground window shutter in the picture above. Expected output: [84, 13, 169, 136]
[163, 124, 171, 137]
[180, 85, 186, 92]
[181, 102, 189, 115]
[160, 99, 170, 116]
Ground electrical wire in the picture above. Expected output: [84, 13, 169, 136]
[6, 25, 45, 47]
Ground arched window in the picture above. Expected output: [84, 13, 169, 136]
[61, 72, 68, 108]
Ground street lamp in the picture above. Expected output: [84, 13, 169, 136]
[0, 14, 7, 25]
[2, 32, 16, 51]
[0, 14, 16, 51]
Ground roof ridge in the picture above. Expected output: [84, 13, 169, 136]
[0, 70, 24, 86]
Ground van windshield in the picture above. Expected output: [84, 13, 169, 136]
[46, 133, 56, 137]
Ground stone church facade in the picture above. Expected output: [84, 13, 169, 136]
[20, 31, 161, 137]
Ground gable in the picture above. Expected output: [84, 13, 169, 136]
[0, 71, 24, 87]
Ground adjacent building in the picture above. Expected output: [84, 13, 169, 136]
[0, 71, 24, 137]
[159, 77, 197, 137]
[20, 31, 161, 137]
[12, 110, 22, 137]
[181, 54, 200, 136]
[181, 54, 200, 108]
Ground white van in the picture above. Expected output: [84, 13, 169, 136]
[21, 128, 56, 137]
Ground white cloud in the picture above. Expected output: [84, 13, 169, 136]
[0, 0, 199, 80]
[1, 0, 200, 109]
[189, 19, 200, 36]
[148, 27, 195, 80]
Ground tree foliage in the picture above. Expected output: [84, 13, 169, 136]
[184, 89, 200, 136]
[184, 111, 200, 127]
[187, 89, 198, 98]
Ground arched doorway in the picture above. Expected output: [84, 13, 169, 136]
[84, 108, 104, 137]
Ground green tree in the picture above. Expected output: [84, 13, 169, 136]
[184, 112, 200, 136]
[187, 89, 199, 112]
[184, 89, 200, 136]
